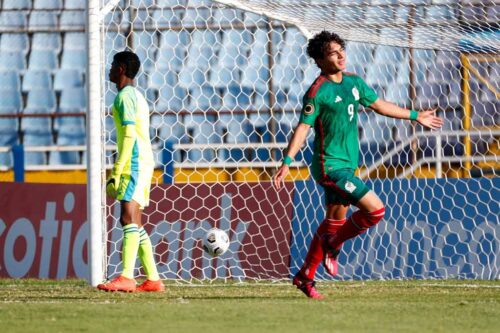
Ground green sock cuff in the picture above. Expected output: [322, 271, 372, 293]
[139, 227, 149, 243]
[123, 224, 139, 232]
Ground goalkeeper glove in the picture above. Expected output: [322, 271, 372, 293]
[106, 173, 120, 199]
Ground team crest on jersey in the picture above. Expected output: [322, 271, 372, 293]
[345, 181, 357, 193]
[352, 87, 360, 101]
[304, 103, 314, 115]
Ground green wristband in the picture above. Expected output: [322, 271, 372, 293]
[283, 156, 293, 166]
[409, 110, 419, 121]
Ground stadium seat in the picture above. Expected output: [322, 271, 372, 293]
[0, 71, 21, 91]
[374, 46, 405, 63]
[49, 133, 84, 165]
[34, 0, 63, 9]
[0, 133, 18, 168]
[247, 42, 269, 68]
[272, 64, 303, 90]
[152, 8, 182, 28]
[248, 112, 272, 162]
[0, 52, 26, 71]
[21, 108, 52, 135]
[157, 31, 189, 70]
[53, 69, 84, 91]
[241, 65, 270, 93]
[64, 33, 86, 51]
[26, 89, 57, 112]
[59, 88, 86, 110]
[216, 113, 250, 162]
[22, 70, 52, 92]
[0, 33, 29, 54]
[346, 43, 374, 65]
[156, 86, 188, 112]
[186, 85, 221, 111]
[23, 132, 53, 166]
[149, 69, 177, 90]
[3, 0, 32, 9]
[385, 83, 410, 105]
[302, 65, 320, 85]
[29, 11, 58, 29]
[32, 33, 62, 53]
[65, 0, 86, 9]
[426, 5, 457, 23]
[182, 8, 210, 28]
[221, 85, 251, 111]
[209, 66, 241, 89]
[0, 90, 22, 112]
[60, 11, 86, 30]
[178, 66, 207, 89]
[184, 113, 218, 162]
[29, 50, 59, 71]
[366, 64, 396, 86]
[334, 7, 363, 23]
[365, 6, 393, 24]
[54, 107, 85, 136]
[61, 49, 87, 71]
[0, 105, 19, 143]
[0, 12, 28, 29]
[213, 8, 243, 26]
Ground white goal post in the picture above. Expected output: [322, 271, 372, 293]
[87, 0, 499, 285]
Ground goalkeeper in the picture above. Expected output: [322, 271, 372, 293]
[97, 51, 164, 292]
[273, 31, 443, 299]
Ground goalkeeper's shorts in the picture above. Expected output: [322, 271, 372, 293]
[116, 167, 154, 209]
[319, 168, 370, 206]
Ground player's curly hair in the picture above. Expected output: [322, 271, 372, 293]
[113, 51, 141, 79]
[306, 30, 346, 61]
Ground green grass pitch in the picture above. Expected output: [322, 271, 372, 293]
[0, 279, 499, 333]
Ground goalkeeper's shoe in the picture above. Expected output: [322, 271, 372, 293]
[321, 234, 340, 277]
[292, 272, 323, 299]
[97, 275, 136, 292]
[136, 279, 165, 292]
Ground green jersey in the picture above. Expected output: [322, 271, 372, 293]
[299, 73, 378, 181]
[112, 85, 154, 174]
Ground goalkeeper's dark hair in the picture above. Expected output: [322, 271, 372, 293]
[113, 51, 141, 79]
[307, 31, 346, 60]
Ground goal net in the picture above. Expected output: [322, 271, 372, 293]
[100, 0, 499, 282]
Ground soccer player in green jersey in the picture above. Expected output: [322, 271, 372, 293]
[273, 31, 443, 299]
[97, 51, 164, 292]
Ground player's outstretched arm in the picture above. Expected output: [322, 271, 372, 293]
[369, 99, 444, 130]
[273, 122, 310, 189]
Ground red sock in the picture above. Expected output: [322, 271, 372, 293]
[300, 218, 346, 279]
[330, 207, 385, 250]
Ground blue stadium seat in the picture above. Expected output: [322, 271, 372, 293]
[29, 11, 58, 29]
[3, 0, 32, 9]
[0, 90, 22, 112]
[186, 85, 221, 111]
[59, 88, 86, 110]
[64, 33, 86, 50]
[34, 0, 63, 9]
[22, 70, 52, 92]
[416, 82, 446, 107]
[0, 33, 29, 54]
[191, 30, 221, 48]
[0, 71, 21, 91]
[209, 66, 241, 89]
[54, 108, 85, 136]
[221, 85, 251, 111]
[61, 49, 87, 71]
[345, 63, 365, 77]
[366, 64, 396, 86]
[49, 133, 84, 165]
[272, 64, 303, 90]
[247, 41, 269, 68]
[302, 65, 320, 86]
[32, 33, 62, 53]
[0, 133, 18, 168]
[217, 113, 251, 162]
[149, 69, 177, 90]
[251, 92, 270, 111]
[156, 86, 188, 112]
[26, 89, 57, 112]
[23, 133, 53, 166]
[186, 46, 217, 69]
[374, 46, 405, 63]
[385, 83, 410, 105]
[334, 7, 363, 23]
[0, 105, 19, 143]
[244, 12, 262, 25]
[21, 109, 52, 137]
[29, 50, 58, 71]
[152, 9, 182, 28]
[345, 43, 374, 65]
[365, 6, 393, 24]
[60, 11, 86, 30]
[182, 8, 209, 28]
[248, 112, 272, 161]
[0, 52, 26, 71]
[184, 113, 218, 162]
[157, 31, 189, 70]
[0, 12, 28, 29]
[65, 0, 86, 9]
[426, 5, 457, 23]
[53, 69, 84, 91]
[240, 65, 270, 93]
[213, 8, 243, 26]
[178, 66, 208, 89]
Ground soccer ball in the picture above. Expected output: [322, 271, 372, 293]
[203, 228, 230, 257]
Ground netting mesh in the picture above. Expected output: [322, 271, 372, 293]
[103, 0, 499, 281]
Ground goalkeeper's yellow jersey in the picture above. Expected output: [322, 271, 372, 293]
[112, 85, 154, 175]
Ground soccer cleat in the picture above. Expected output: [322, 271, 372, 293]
[292, 273, 324, 299]
[136, 279, 165, 292]
[321, 234, 340, 277]
[97, 275, 136, 292]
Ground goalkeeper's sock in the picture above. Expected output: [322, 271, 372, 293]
[121, 223, 140, 279]
[329, 207, 385, 251]
[138, 227, 160, 281]
[300, 218, 345, 280]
